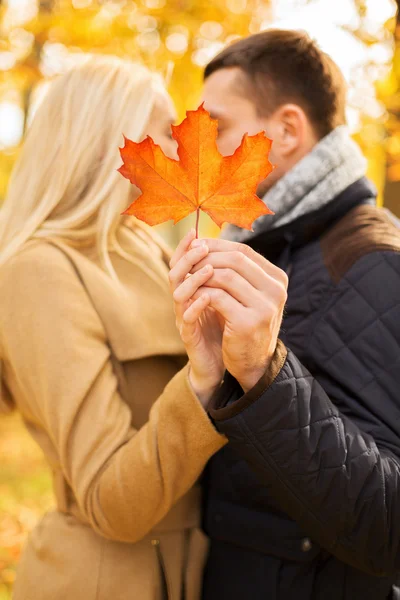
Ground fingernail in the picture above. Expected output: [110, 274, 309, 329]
[191, 239, 207, 249]
[188, 228, 196, 238]
[201, 265, 211, 274]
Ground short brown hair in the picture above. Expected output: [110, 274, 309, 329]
[204, 29, 347, 139]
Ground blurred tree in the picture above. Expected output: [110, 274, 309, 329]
[0, 0, 270, 238]
[0, 0, 398, 225]
[379, 0, 400, 216]
[341, 0, 398, 209]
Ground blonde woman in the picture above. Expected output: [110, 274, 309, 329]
[0, 56, 226, 600]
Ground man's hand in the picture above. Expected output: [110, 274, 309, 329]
[170, 235, 288, 393]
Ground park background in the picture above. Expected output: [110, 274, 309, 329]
[1, 0, 400, 597]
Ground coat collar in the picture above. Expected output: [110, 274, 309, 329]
[45, 239, 186, 362]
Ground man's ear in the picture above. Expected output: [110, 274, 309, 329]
[272, 103, 311, 157]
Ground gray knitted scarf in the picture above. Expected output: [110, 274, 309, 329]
[224, 126, 368, 243]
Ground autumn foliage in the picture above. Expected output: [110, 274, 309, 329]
[118, 104, 273, 234]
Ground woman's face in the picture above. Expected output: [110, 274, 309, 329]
[145, 93, 178, 160]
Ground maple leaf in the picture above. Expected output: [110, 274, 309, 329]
[118, 104, 274, 234]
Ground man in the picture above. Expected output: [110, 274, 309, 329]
[169, 29, 400, 599]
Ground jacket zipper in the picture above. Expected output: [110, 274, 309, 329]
[151, 539, 170, 600]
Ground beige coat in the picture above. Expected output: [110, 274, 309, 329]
[0, 229, 226, 600]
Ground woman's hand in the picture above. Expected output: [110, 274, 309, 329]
[169, 229, 224, 407]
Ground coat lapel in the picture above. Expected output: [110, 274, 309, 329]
[46, 239, 186, 362]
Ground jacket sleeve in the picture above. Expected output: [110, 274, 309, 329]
[208, 250, 400, 577]
[0, 247, 226, 543]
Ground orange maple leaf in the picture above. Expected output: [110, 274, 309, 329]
[118, 104, 274, 232]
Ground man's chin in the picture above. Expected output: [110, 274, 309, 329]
[257, 164, 284, 197]
[257, 176, 277, 198]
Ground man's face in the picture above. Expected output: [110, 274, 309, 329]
[202, 67, 284, 196]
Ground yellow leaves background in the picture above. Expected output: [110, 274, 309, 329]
[0, 414, 53, 600]
[1, 0, 400, 231]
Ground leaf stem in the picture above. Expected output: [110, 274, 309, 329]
[195, 208, 200, 239]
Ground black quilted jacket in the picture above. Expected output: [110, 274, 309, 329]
[202, 178, 400, 600]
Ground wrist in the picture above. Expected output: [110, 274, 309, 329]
[188, 367, 222, 408]
[236, 342, 285, 392]
[238, 362, 271, 393]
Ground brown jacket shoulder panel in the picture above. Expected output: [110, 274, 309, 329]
[321, 205, 400, 284]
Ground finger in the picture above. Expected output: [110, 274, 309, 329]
[200, 268, 260, 308]
[173, 265, 214, 304]
[182, 294, 211, 326]
[192, 252, 287, 304]
[191, 238, 287, 285]
[169, 228, 196, 269]
[191, 251, 270, 292]
[169, 243, 209, 291]
[192, 286, 246, 328]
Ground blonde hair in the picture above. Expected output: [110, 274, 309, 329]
[0, 55, 171, 274]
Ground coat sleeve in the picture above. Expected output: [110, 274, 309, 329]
[0, 246, 226, 543]
[208, 250, 400, 577]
